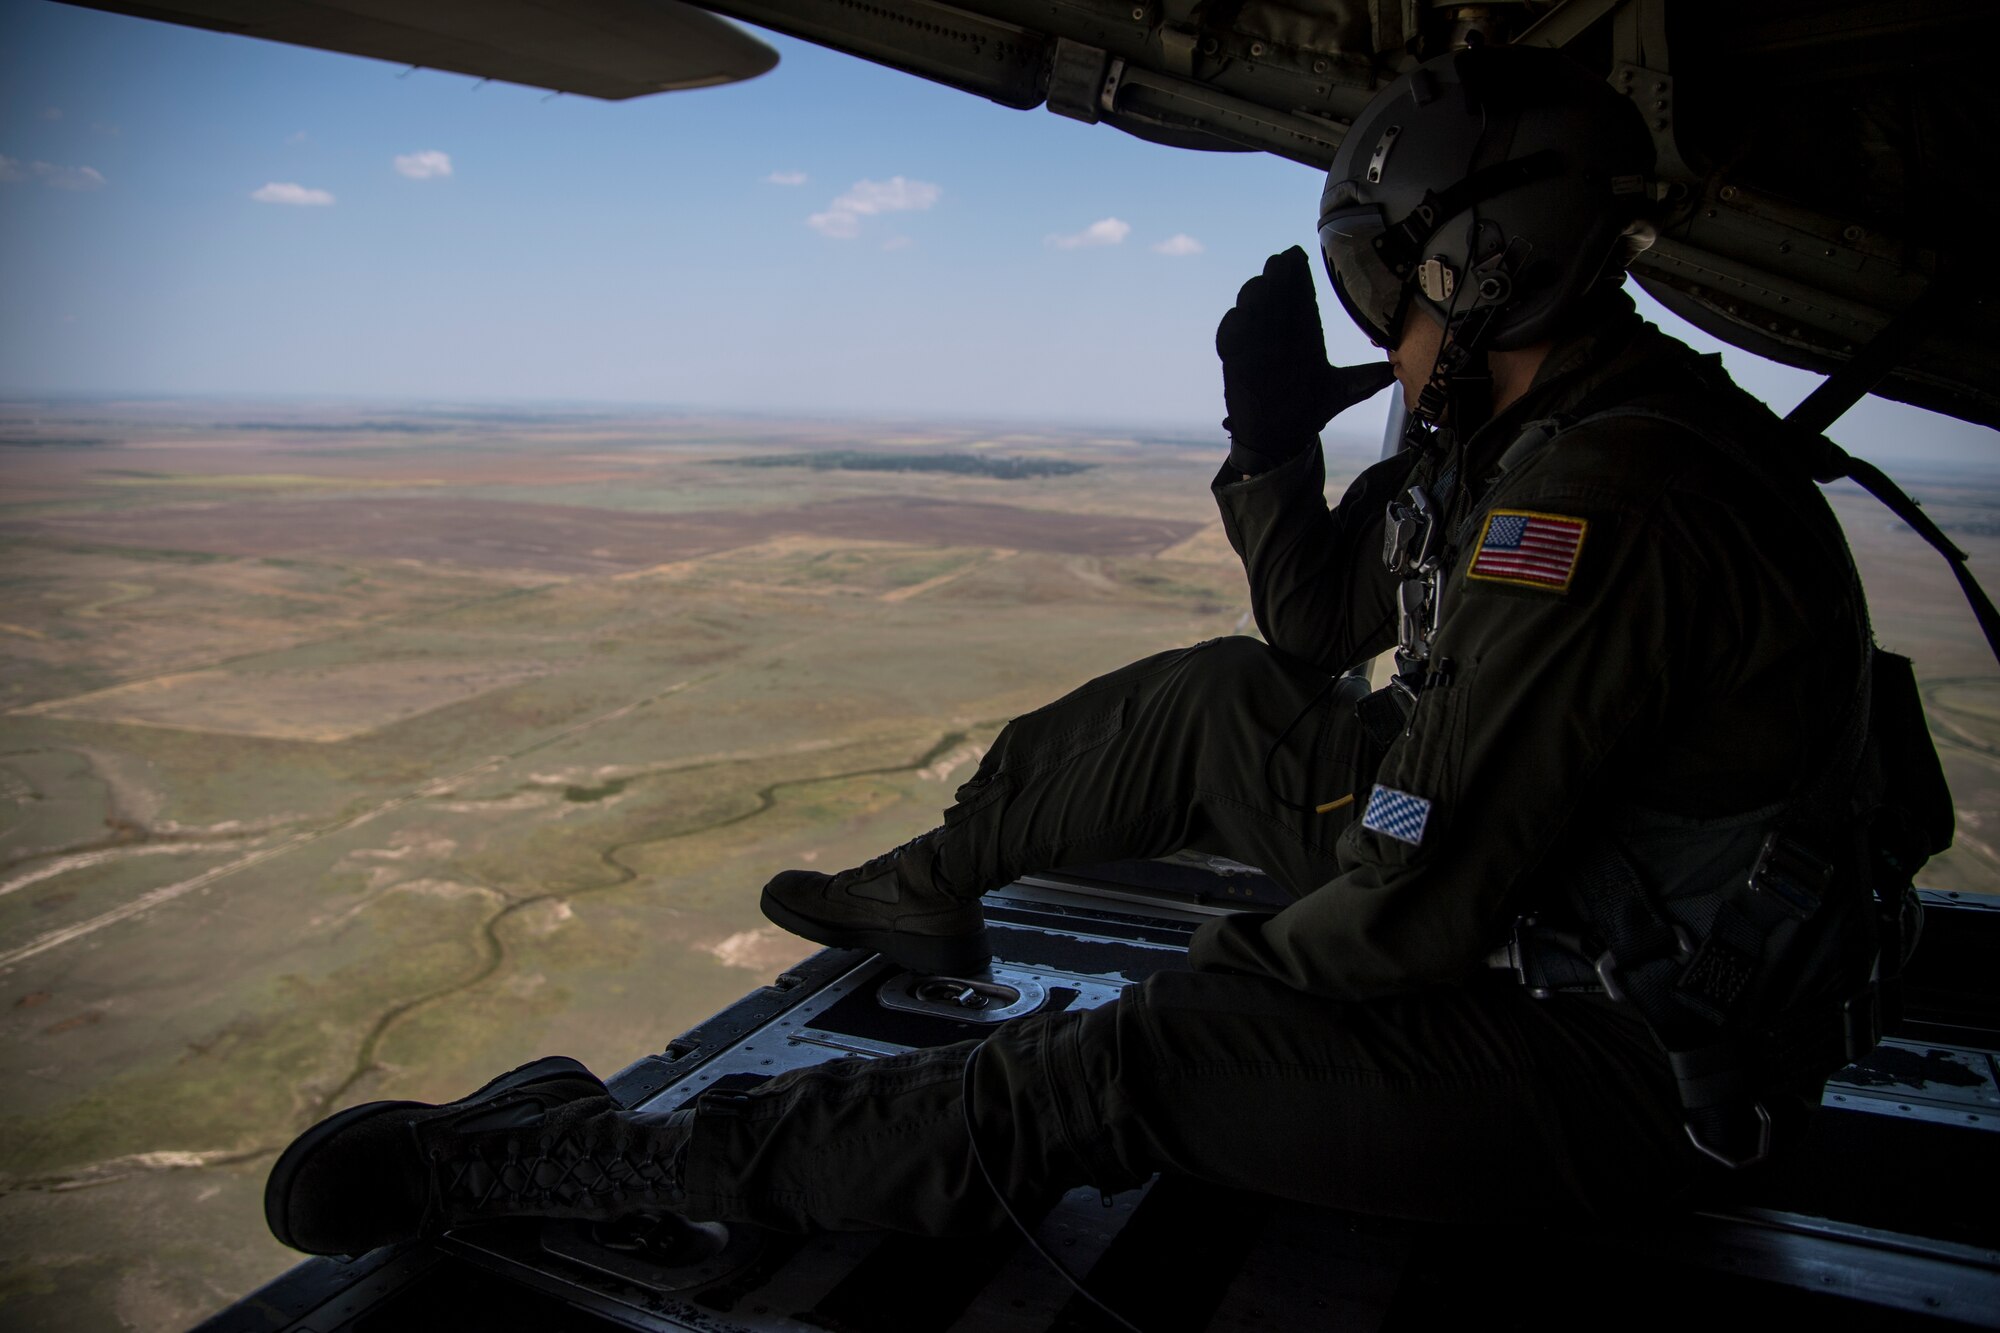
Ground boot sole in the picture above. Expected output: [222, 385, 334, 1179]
[265, 1055, 598, 1255]
[759, 889, 991, 977]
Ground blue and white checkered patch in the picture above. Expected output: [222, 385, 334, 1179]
[1361, 784, 1432, 846]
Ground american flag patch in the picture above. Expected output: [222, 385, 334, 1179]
[1361, 784, 1431, 846]
[1468, 509, 1587, 592]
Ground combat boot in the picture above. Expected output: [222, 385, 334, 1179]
[760, 828, 991, 976]
[265, 1055, 694, 1257]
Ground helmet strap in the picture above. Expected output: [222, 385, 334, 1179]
[1409, 302, 1500, 442]
[1445, 347, 1495, 440]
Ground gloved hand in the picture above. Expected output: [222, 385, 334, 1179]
[1217, 246, 1396, 475]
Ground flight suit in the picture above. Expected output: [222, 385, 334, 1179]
[669, 301, 1869, 1236]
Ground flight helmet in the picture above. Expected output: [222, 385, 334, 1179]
[1319, 46, 1656, 382]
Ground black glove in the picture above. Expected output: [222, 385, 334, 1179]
[1217, 246, 1396, 475]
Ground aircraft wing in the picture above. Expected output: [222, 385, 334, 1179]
[58, 0, 779, 97]
[682, 0, 1997, 434]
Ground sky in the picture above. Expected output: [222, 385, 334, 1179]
[1, 0, 1995, 466]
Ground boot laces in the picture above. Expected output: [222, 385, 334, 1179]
[438, 1121, 688, 1216]
[833, 828, 937, 890]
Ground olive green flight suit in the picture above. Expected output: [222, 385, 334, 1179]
[670, 302, 1867, 1236]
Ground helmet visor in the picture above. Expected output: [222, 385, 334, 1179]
[1319, 206, 1407, 349]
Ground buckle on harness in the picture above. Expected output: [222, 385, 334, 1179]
[1495, 919, 1551, 998]
[1491, 918, 1606, 998]
[1748, 831, 1833, 920]
[1593, 923, 1692, 1006]
[1383, 485, 1440, 576]
[1684, 1102, 1772, 1171]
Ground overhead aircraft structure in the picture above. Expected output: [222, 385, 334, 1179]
[46, 2, 2000, 1330]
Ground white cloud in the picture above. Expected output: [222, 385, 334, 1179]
[881, 235, 914, 251]
[393, 149, 452, 180]
[287, 130, 310, 145]
[806, 209, 861, 239]
[1047, 217, 1131, 249]
[252, 181, 335, 206]
[833, 176, 940, 215]
[5, 159, 107, 190]
[42, 163, 106, 191]
[764, 170, 807, 186]
[1152, 233, 1204, 256]
[807, 175, 940, 239]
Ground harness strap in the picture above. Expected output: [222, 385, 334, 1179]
[1562, 836, 1686, 1010]
[1747, 271, 1998, 665]
[1830, 446, 2000, 665]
